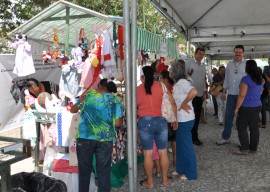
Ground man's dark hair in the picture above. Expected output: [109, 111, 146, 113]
[195, 47, 205, 54]
[234, 45, 245, 52]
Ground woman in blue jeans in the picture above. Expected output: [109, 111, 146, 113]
[71, 79, 123, 192]
[169, 60, 198, 180]
[137, 66, 177, 188]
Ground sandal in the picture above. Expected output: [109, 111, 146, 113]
[178, 174, 188, 180]
[162, 176, 172, 186]
[140, 179, 154, 189]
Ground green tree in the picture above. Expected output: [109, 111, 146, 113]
[1, 0, 185, 53]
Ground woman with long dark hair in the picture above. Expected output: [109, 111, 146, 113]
[137, 66, 177, 188]
[234, 60, 263, 155]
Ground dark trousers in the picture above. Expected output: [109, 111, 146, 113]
[191, 96, 203, 142]
[261, 96, 268, 125]
[236, 106, 261, 152]
[76, 138, 113, 192]
[212, 96, 218, 115]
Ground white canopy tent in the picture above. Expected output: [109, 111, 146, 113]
[150, 0, 270, 60]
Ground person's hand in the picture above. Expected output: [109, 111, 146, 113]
[221, 92, 227, 101]
[179, 103, 191, 113]
[172, 121, 178, 130]
[234, 108, 239, 117]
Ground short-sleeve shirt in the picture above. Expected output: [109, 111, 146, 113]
[223, 59, 246, 95]
[173, 79, 195, 122]
[76, 89, 123, 141]
[137, 81, 163, 117]
[241, 75, 263, 107]
[213, 74, 224, 92]
[185, 58, 206, 97]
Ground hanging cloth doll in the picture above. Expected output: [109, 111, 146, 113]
[101, 30, 116, 79]
[10, 34, 35, 77]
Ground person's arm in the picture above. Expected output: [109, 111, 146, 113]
[179, 87, 197, 113]
[167, 91, 178, 130]
[234, 83, 248, 116]
[264, 74, 270, 83]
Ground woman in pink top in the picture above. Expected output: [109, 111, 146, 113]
[137, 66, 177, 188]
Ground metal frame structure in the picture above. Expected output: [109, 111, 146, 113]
[150, 0, 270, 60]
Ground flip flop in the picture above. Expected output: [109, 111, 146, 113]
[139, 179, 154, 189]
[162, 176, 172, 186]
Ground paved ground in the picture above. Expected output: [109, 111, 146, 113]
[111, 100, 270, 192]
[10, 99, 270, 192]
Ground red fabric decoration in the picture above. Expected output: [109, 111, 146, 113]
[118, 25, 124, 60]
[104, 54, 111, 61]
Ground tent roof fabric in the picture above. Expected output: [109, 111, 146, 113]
[151, 0, 270, 60]
[9, 0, 118, 48]
[9, 0, 178, 59]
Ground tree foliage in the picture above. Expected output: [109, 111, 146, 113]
[0, 0, 185, 53]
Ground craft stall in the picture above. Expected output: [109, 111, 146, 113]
[7, 1, 179, 191]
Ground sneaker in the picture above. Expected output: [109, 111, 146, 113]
[233, 149, 248, 155]
[216, 139, 230, 145]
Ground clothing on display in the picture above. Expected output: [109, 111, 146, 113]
[10, 34, 35, 77]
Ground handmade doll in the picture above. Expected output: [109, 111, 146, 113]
[10, 34, 35, 76]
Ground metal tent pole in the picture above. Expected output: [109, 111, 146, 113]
[123, 0, 135, 191]
[65, 7, 70, 51]
[187, 29, 191, 59]
[131, 0, 138, 191]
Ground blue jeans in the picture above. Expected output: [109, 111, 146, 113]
[176, 120, 197, 180]
[222, 95, 238, 140]
[137, 116, 168, 150]
[76, 138, 113, 192]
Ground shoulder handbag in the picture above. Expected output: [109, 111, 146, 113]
[160, 83, 176, 123]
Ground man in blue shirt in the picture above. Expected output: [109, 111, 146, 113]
[216, 45, 246, 145]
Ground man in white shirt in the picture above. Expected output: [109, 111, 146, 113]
[185, 47, 206, 146]
[216, 45, 246, 145]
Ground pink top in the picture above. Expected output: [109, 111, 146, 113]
[137, 81, 163, 117]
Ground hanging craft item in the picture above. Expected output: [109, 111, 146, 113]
[42, 50, 52, 64]
[41, 34, 53, 64]
[102, 30, 116, 79]
[52, 27, 60, 62]
[117, 25, 124, 81]
[9, 34, 35, 77]
[157, 41, 168, 72]
[59, 50, 69, 66]
[78, 28, 89, 60]
[78, 28, 88, 49]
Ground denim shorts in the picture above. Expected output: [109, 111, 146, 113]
[137, 116, 168, 150]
